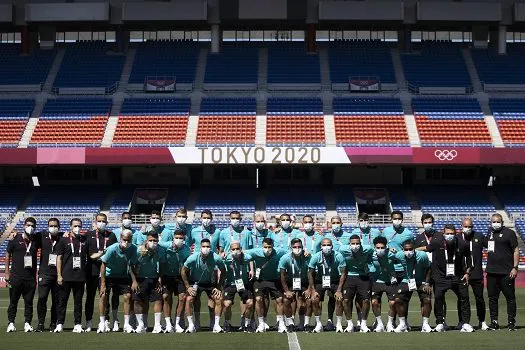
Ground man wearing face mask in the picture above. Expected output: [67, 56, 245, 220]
[158, 229, 191, 333]
[222, 241, 255, 332]
[35, 218, 62, 332]
[99, 230, 139, 334]
[352, 213, 380, 247]
[113, 212, 137, 240]
[161, 208, 192, 244]
[295, 215, 323, 256]
[134, 232, 166, 333]
[220, 211, 253, 257]
[427, 224, 473, 332]
[370, 236, 397, 333]
[325, 216, 350, 251]
[190, 209, 221, 253]
[5, 217, 39, 333]
[339, 235, 374, 333]
[308, 238, 347, 333]
[55, 218, 91, 333]
[135, 210, 171, 246]
[252, 214, 270, 249]
[457, 218, 489, 330]
[485, 213, 519, 331]
[85, 213, 117, 333]
[244, 238, 287, 333]
[181, 238, 226, 333]
[270, 214, 300, 251]
[393, 240, 432, 333]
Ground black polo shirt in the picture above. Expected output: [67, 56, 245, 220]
[86, 229, 117, 277]
[56, 234, 90, 283]
[37, 230, 63, 278]
[457, 231, 485, 280]
[485, 227, 518, 275]
[427, 232, 472, 281]
[7, 234, 39, 280]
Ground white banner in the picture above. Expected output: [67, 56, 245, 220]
[169, 146, 351, 165]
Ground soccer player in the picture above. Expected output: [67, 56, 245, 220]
[370, 236, 397, 332]
[427, 224, 473, 332]
[98, 229, 138, 334]
[308, 238, 347, 333]
[85, 213, 117, 332]
[252, 214, 270, 249]
[339, 234, 374, 332]
[134, 210, 171, 246]
[393, 240, 432, 333]
[295, 215, 323, 256]
[35, 218, 62, 332]
[245, 238, 287, 333]
[222, 241, 255, 332]
[181, 238, 226, 333]
[458, 217, 489, 330]
[55, 218, 91, 333]
[219, 210, 253, 255]
[161, 208, 192, 244]
[351, 213, 380, 247]
[159, 229, 191, 333]
[485, 213, 519, 331]
[270, 213, 300, 251]
[133, 232, 165, 334]
[112, 212, 137, 238]
[5, 217, 38, 333]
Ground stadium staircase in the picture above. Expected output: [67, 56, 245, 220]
[484, 114, 505, 148]
[462, 48, 483, 92]
[390, 48, 407, 90]
[324, 114, 336, 147]
[255, 114, 267, 146]
[42, 48, 65, 92]
[194, 47, 209, 90]
[1, 191, 33, 240]
[258, 47, 268, 90]
[318, 46, 331, 91]
[118, 47, 136, 93]
[100, 189, 118, 216]
[101, 96, 122, 147]
[185, 114, 199, 147]
[401, 95, 421, 147]
[18, 96, 46, 148]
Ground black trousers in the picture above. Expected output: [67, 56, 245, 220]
[458, 278, 486, 324]
[85, 275, 99, 322]
[58, 281, 85, 325]
[434, 278, 470, 325]
[37, 275, 59, 325]
[7, 276, 36, 323]
[487, 273, 516, 324]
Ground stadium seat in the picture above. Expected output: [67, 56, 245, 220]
[471, 44, 525, 85]
[416, 186, 494, 213]
[266, 187, 326, 215]
[0, 44, 55, 86]
[267, 42, 321, 84]
[0, 99, 34, 147]
[490, 99, 525, 147]
[205, 44, 259, 84]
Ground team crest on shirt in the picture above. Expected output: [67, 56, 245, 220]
[398, 289, 402, 293]
[475, 239, 478, 242]
[255, 289, 259, 293]
[224, 292, 228, 296]
[343, 290, 347, 294]
[499, 234, 503, 237]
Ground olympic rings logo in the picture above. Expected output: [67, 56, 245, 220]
[434, 150, 458, 161]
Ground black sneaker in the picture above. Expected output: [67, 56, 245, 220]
[49, 323, 56, 332]
[35, 324, 45, 332]
[223, 323, 232, 333]
[508, 322, 516, 331]
[324, 320, 335, 331]
[489, 320, 500, 330]
[287, 324, 296, 333]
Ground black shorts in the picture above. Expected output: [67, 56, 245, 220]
[224, 285, 254, 303]
[371, 282, 396, 302]
[161, 275, 185, 295]
[394, 283, 431, 303]
[314, 281, 340, 302]
[106, 277, 131, 295]
[344, 275, 371, 301]
[286, 281, 309, 295]
[133, 278, 161, 302]
[190, 282, 219, 299]
[253, 280, 283, 300]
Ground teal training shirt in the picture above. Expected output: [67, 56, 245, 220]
[101, 243, 138, 278]
[269, 228, 301, 251]
[190, 225, 221, 252]
[136, 245, 166, 279]
[351, 227, 381, 247]
[244, 248, 287, 281]
[324, 230, 351, 251]
[394, 250, 430, 283]
[158, 241, 191, 277]
[370, 251, 397, 284]
[308, 251, 346, 282]
[339, 244, 374, 276]
[278, 252, 311, 283]
[224, 252, 252, 286]
[294, 230, 324, 254]
[183, 252, 225, 284]
[250, 228, 270, 249]
[219, 225, 253, 253]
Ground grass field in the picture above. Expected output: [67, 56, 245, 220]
[2, 288, 525, 350]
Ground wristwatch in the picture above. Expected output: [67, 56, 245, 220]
[514, 266, 519, 270]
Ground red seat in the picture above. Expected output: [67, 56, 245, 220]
[197, 115, 256, 144]
[415, 115, 492, 144]
[334, 115, 408, 145]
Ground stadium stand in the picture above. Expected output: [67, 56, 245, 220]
[490, 98, 525, 147]
[24, 187, 106, 215]
[266, 98, 325, 146]
[335, 187, 357, 215]
[388, 188, 413, 212]
[0, 187, 28, 217]
[30, 98, 111, 146]
[0, 44, 55, 87]
[333, 97, 408, 146]
[204, 44, 259, 85]
[196, 98, 256, 146]
[0, 99, 34, 147]
[109, 187, 136, 214]
[471, 44, 525, 85]
[267, 43, 321, 85]
[162, 187, 189, 216]
[266, 187, 326, 216]
[129, 40, 199, 85]
[112, 98, 191, 147]
[412, 97, 492, 146]
[496, 186, 525, 217]
[416, 186, 494, 213]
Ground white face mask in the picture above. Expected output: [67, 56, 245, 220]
[25, 226, 35, 235]
[444, 234, 455, 242]
[351, 243, 361, 253]
[173, 238, 185, 248]
[423, 223, 433, 232]
[375, 248, 386, 258]
[48, 227, 59, 235]
[292, 247, 303, 256]
[404, 250, 414, 259]
[230, 219, 241, 228]
[72, 227, 81, 235]
[150, 218, 160, 227]
[120, 242, 130, 250]
[147, 241, 158, 250]
[255, 222, 265, 231]
[303, 223, 314, 232]
[359, 221, 369, 230]
[462, 227, 472, 235]
[176, 217, 187, 226]
[491, 222, 502, 231]
[393, 219, 402, 228]
[231, 249, 241, 257]
[122, 219, 132, 228]
[201, 218, 211, 228]
[332, 224, 342, 233]
[96, 221, 107, 231]
[281, 220, 291, 230]
[201, 247, 211, 256]
[321, 246, 332, 255]
[263, 247, 273, 256]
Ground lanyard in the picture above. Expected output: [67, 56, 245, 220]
[321, 253, 331, 275]
[69, 236, 81, 256]
[96, 231, 108, 251]
[22, 239, 32, 255]
[50, 236, 57, 253]
[231, 258, 243, 279]
[424, 233, 432, 245]
[281, 230, 290, 248]
[230, 227, 239, 242]
[405, 256, 416, 278]
[443, 241, 454, 263]
[462, 234, 473, 252]
[304, 234, 315, 251]
[291, 255, 301, 277]
[359, 230, 370, 245]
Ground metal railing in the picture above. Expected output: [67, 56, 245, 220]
[28, 143, 101, 148]
[433, 213, 492, 221]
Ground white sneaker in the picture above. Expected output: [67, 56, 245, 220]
[123, 324, 134, 333]
[164, 323, 173, 333]
[212, 325, 224, 333]
[360, 324, 370, 333]
[185, 325, 196, 333]
[278, 324, 287, 333]
[394, 324, 408, 333]
[85, 320, 92, 333]
[480, 322, 490, 331]
[112, 321, 120, 332]
[104, 320, 111, 332]
[344, 324, 354, 333]
[7, 323, 16, 332]
[456, 322, 464, 331]
[421, 323, 433, 333]
[175, 324, 185, 333]
[53, 324, 63, 333]
[96, 322, 106, 334]
[460, 324, 474, 333]
[135, 325, 147, 334]
[152, 325, 163, 334]
[312, 324, 323, 333]
[434, 324, 445, 333]
[386, 323, 395, 333]
[24, 323, 33, 332]
[72, 324, 84, 333]
[255, 324, 266, 333]
[335, 324, 344, 333]
[264, 323, 270, 331]
[374, 323, 385, 332]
